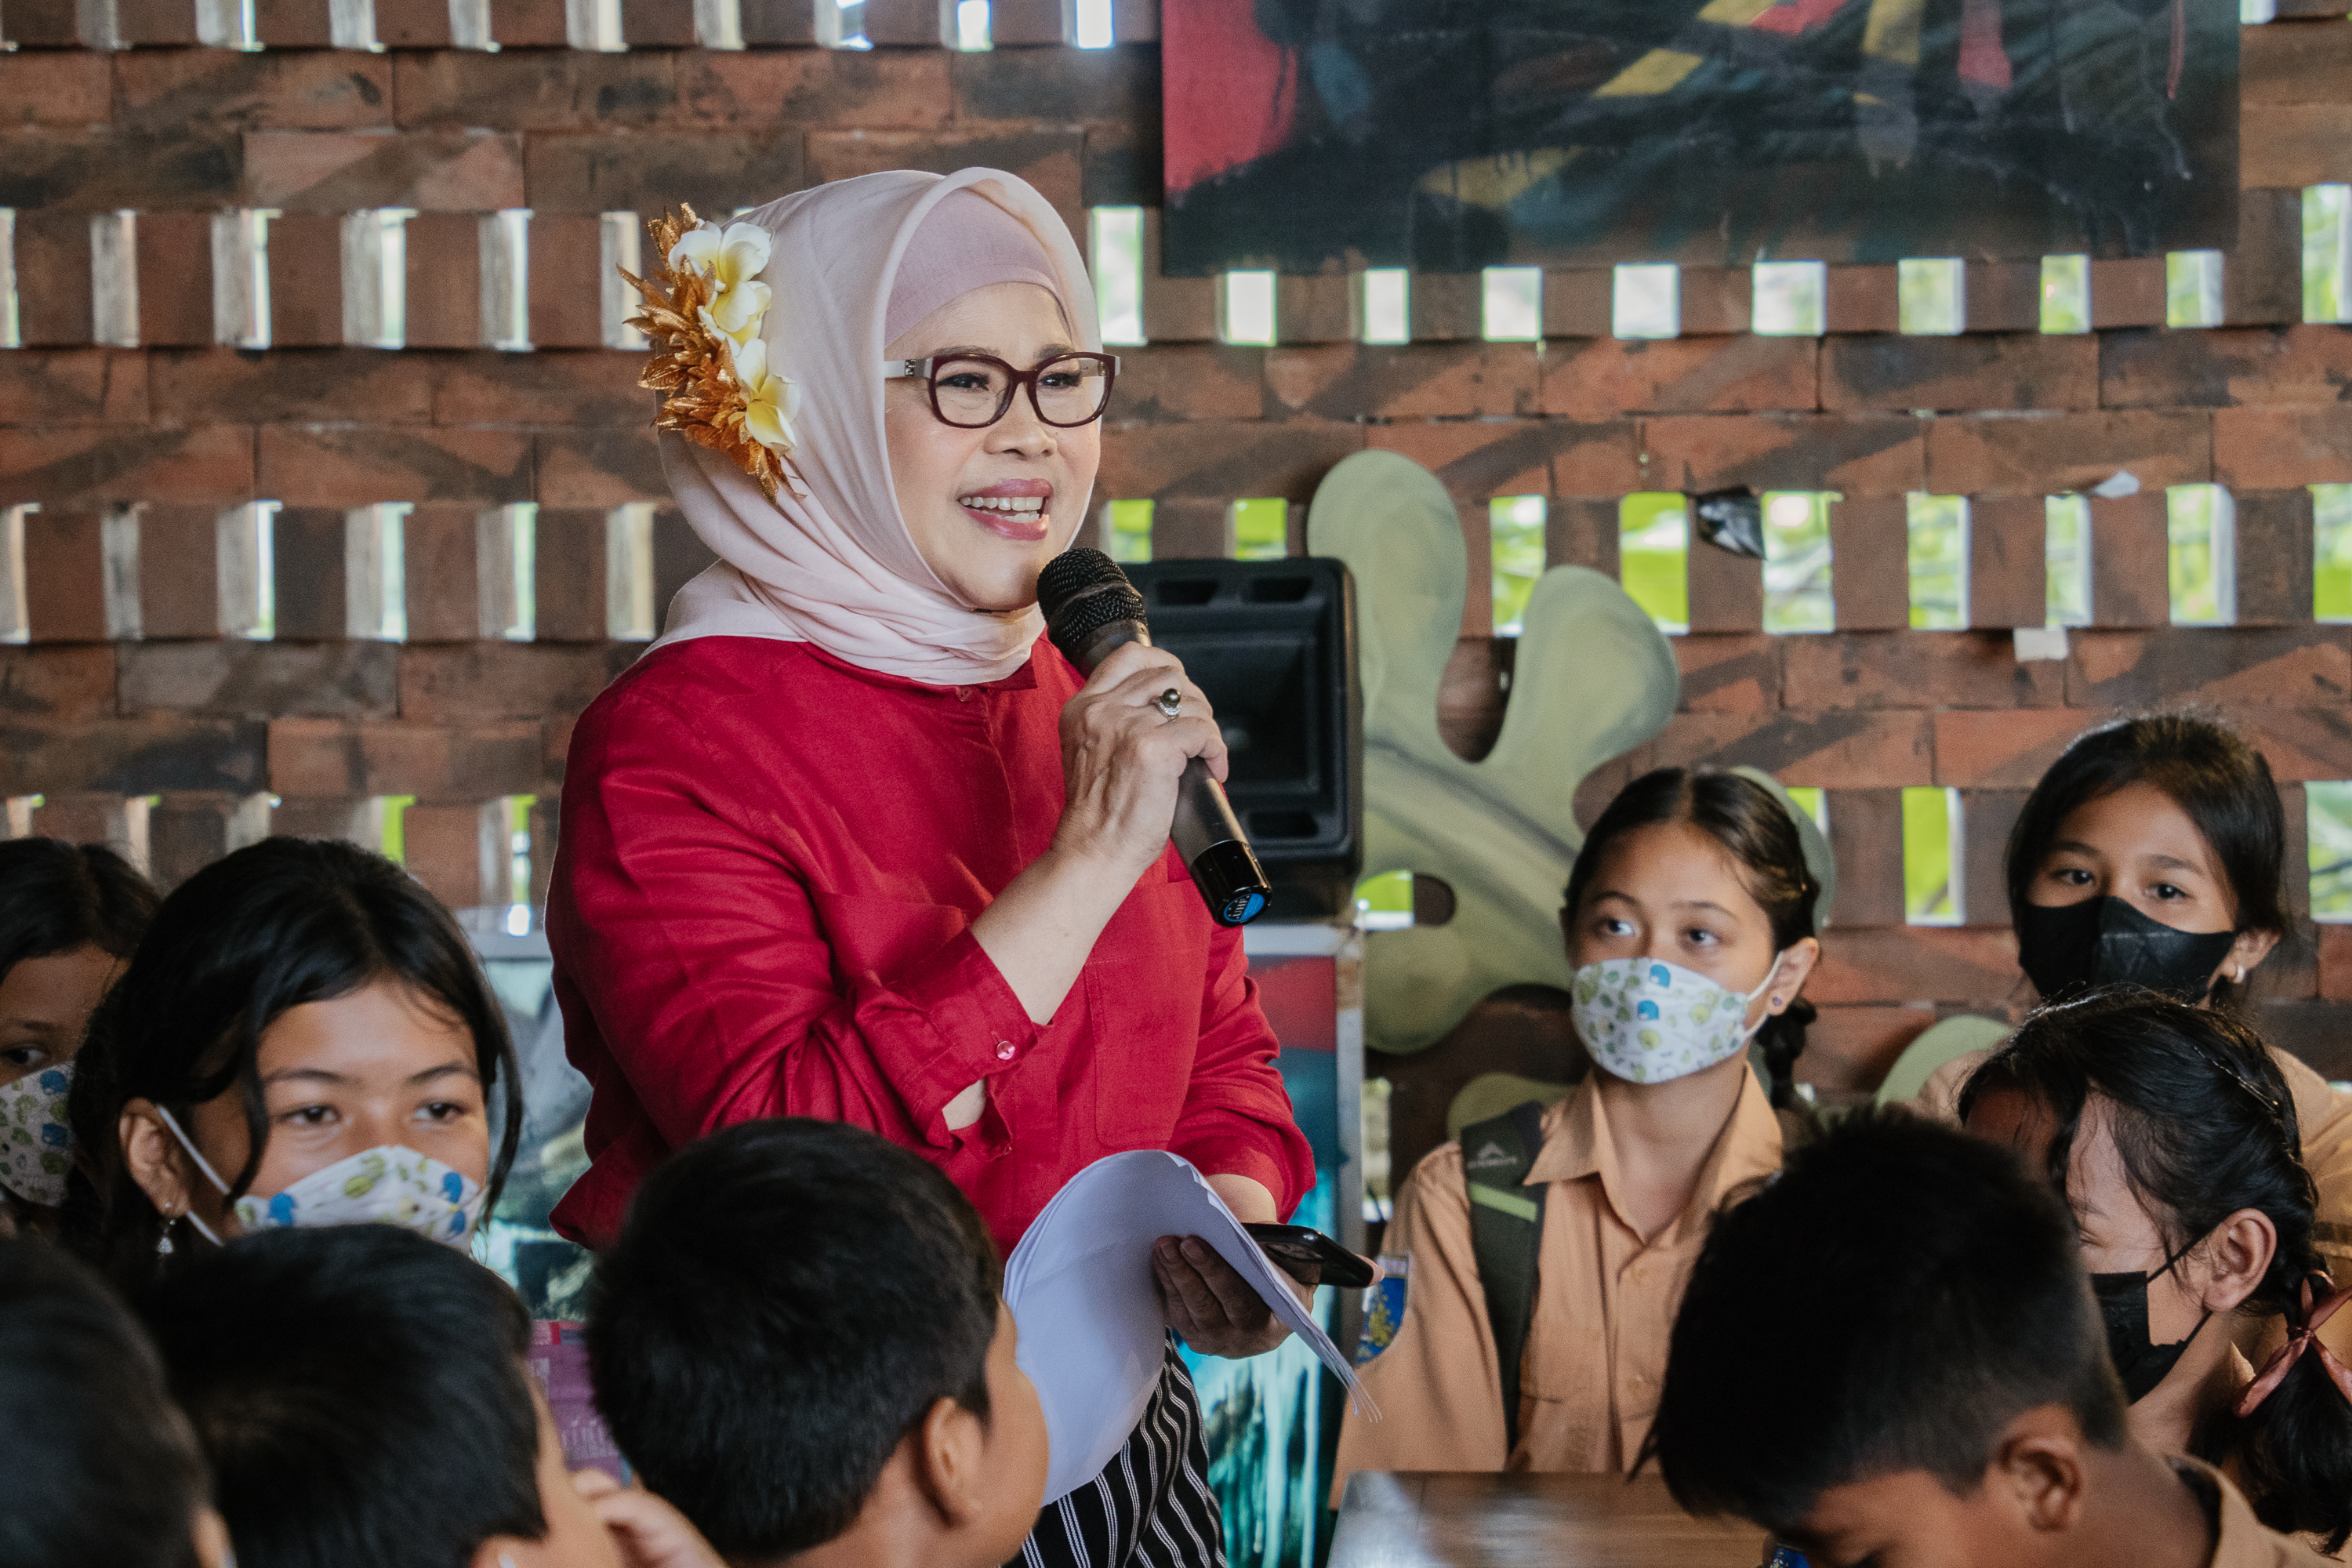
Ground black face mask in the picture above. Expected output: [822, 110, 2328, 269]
[2015, 896, 2237, 1004]
[2090, 1243, 2211, 1403]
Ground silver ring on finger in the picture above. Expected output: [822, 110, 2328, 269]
[1155, 687, 1183, 720]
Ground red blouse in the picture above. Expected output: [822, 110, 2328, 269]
[544, 633, 1316, 1256]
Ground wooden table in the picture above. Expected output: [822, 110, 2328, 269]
[1329, 1472, 1770, 1568]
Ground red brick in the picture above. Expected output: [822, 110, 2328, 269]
[1653, 709, 1933, 787]
[1451, 499, 1492, 637]
[1099, 419, 1363, 503]
[1967, 493, 2045, 630]
[620, 0, 695, 45]
[1806, 926, 2020, 1008]
[1828, 494, 1910, 633]
[118, 641, 397, 717]
[978, 0, 1058, 39]
[403, 212, 481, 350]
[1962, 261, 2040, 334]
[488, 0, 567, 46]
[1825, 266, 1896, 334]
[1265, 343, 1538, 422]
[2089, 492, 2169, 628]
[114, 0, 201, 42]
[1932, 707, 2109, 788]
[252, 0, 333, 47]
[398, 642, 636, 721]
[401, 504, 486, 643]
[673, 49, 954, 129]
[241, 129, 525, 211]
[433, 350, 652, 427]
[0, 129, 243, 211]
[267, 717, 540, 800]
[2227, 188, 2306, 328]
[24, 797, 147, 866]
[372, 0, 452, 45]
[2244, 16, 2352, 104]
[151, 347, 436, 425]
[1540, 270, 1610, 339]
[1923, 411, 2211, 495]
[136, 212, 217, 349]
[1112, 0, 1155, 41]
[521, 130, 804, 214]
[739, 0, 816, 44]
[269, 506, 351, 640]
[2103, 325, 2352, 410]
[1803, 1004, 1939, 1098]
[1141, 272, 1214, 343]
[2090, 258, 2166, 329]
[1959, 789, 2028, 927]
[114, 49, 394, 130]
[0, 645, 114, 721]
[1639, 413, 1924, 496]
[804, 129, 1083, 238]
[1276, 275, 1351, 344]
[0, 0, 78, 45]
[858, 0, 940, 44]
[2321, 925, 2352, 1003]
[258, 426, 530, 506]
[0, 350, 147, 427]
[402, 799, 504, 909]
[2243, 103, 2352, 189]
[532, 428, 665, 506]
[1686, 537, 1761, 633]
[2216, 407, 2352, 489]
[1546, 495, 1617, 576]
[1436, 636, 1504, 760]
[1676, 267, 1751, 336]
[1362, 419, 1637, 499]
[136, 505, 223, 639]
[13, 211, 92, 348]
[0, 52, 109, 125]
[21, 507, 107, 641]
[950, 35, 1153, 125]
[1541, 336, 1816, 419]
[1820, 334, 2096, 412]
[146, 791, 270, 892]
[1824, 787, 1904, 927]
[1406, 274, 1481, 342]
[267, 212, 344, 347]
[0, 426, 256, 506]
[0, 717, 267, 797]
[1674, 633, 1780, 713]
[2236, 488, 2315, 627]
[1782, 631, 2064, 711]
[2239, 709, 2352, 783]
[532, 506, 608, 640]
[394, 53, 680, 131]
[524, 214, 603, 349]
[1112, 343, 1265, 423]
[2067, 626, 2350, 710]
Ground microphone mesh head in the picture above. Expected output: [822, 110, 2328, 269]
[1037, 548, 1147, 661]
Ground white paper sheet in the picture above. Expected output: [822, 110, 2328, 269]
[1005, 1149, 1376, 1505]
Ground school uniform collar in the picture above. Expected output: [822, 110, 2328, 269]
[1526, 1067, 1784, 1247]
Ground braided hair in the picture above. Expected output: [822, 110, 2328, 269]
[1959, 989, 2352, 1551]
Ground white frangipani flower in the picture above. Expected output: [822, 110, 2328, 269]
[670, 221, 774, 342]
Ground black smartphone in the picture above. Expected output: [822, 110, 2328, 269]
[1243, 1222, 1375, 1289]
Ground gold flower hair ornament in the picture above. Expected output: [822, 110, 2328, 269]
[619, 205, 807, 503]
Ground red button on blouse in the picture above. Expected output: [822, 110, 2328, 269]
[544, 633, 1316, 1257]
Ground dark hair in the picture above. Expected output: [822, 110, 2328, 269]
[588, 1118, 1002, 1559]
[1958, 990, 2352, 1550]
[136, 1225, 543, 1568]
[0, 837, 158, 977]
[2006, 713, 2286, 1010]
[64, 837, 521, 1287]
[1645, 1108, 2127, 1530]
[1565, 768, 1820, 1108]
[0, 1238, 210, 1568]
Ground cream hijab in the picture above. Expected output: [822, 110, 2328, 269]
[650, 168, 1101, 685]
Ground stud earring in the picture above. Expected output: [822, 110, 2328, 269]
[1769, 996, 1784, 1008]
[2235, 965, 2246, 984]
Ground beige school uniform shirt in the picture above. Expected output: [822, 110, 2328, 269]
[1332, 1069, 1782, 1499]
[2179, 1457, 2335, 1567]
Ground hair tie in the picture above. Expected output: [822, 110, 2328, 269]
[2234, 1272, 2352, 1417]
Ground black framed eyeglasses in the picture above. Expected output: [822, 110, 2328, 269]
[881, 351, 1120, 430]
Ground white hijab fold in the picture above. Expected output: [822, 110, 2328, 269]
[650, 168, 1101, 685]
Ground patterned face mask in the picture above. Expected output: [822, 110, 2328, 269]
[0, 1062, 75, 1207]
[1570, 953, 1784, 1086]
[159, 1108, 485, 1250]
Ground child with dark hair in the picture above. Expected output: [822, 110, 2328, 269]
[1962, 991, 2352, 1551]
[0, 1237, 230, 1568]
[140, 1224, 725, 1568]
[65, 837, 523, 1287]
[0, 838, 157, 1236]
[1334, 767, 1822, 1487]
[1647, 1109, 2328, 1568]
[586, 1117, 1048, 1568]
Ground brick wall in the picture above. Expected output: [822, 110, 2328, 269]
[2, 4, 2350, 1096]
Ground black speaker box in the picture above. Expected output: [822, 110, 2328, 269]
[1122, 557, 1362, 922]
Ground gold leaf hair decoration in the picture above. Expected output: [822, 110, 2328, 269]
[619, 205, 807, 503]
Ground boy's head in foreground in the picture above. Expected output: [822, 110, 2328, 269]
[589, 1118, 1047, 1568]
[138, 1225, 630, 1568]
[1649, 1109, 2135, 1568]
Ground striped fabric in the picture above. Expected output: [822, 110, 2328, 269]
[1014, 1341, 1226, 1568]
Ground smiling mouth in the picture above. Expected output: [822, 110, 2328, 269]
[956, 492, 1051, 541]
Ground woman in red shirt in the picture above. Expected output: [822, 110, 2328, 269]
[547, 168, 1314, 1568]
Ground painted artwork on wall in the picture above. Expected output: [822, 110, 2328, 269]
[1160, 0, 2239, 275]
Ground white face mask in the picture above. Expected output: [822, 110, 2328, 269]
[1570, 953, 1784, 1086]
[157, 1108, 485, 1250]
[0, 1062, 75, 1207]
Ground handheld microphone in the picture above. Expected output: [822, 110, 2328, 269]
[1036, 549, 1271, 927]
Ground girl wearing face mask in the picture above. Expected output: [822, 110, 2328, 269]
[1960, 991, 2352, 1552]
[1331, 768, 1821, 1490]
[0, 840, 156, 1239]
[64, 836, 521, 1288]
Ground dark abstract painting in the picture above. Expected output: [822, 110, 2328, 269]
[1161, 0, 2239, 275]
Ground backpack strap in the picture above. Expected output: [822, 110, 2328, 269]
[1459, 1098, 1550, 1456]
